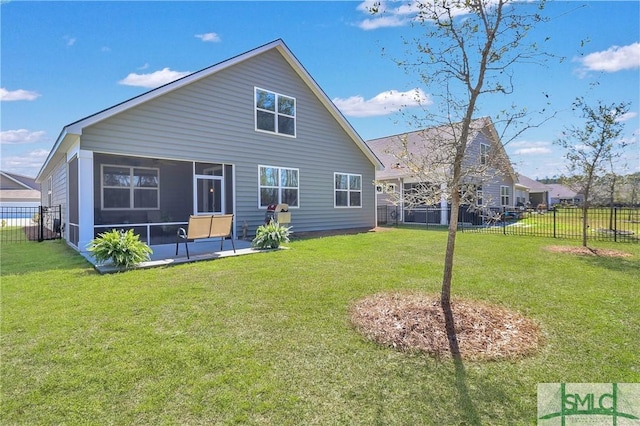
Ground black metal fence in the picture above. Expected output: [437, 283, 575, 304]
[0, 205, 62, 243]
[377, 205, 640, 243]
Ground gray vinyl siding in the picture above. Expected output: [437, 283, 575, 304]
[44, 157, 67, 216]
[463, 131, 514, 208]
[80, 49, 375, 234]
[40, 157, 68, 240]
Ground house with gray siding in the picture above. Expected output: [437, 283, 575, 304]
[0, 171, 41, 207]
[367, 117, 516, 225]
[35, 39, 382, 252]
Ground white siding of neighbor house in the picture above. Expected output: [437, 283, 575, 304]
[376, 178, 402, 206]
[79, 49, 375, 234]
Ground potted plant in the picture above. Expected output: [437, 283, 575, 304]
[251, 220, 291, 249]
[88, 229, 153, 268]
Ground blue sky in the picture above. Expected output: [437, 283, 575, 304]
[1, 1, 639, 181]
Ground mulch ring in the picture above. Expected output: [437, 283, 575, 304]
[545, 245, 633, 258]
[350, 292, 543, 361]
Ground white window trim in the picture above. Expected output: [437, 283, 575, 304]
[258, 165, 300, 209]
[101, 164, 160, 210]
[254, 87, 296, 138]
[480, 143, 490, 165]
[376, 183, 397, 194]
[476, 185, 483, 206]
[334, 172, 362, 208]
[500, 185, 511, 206]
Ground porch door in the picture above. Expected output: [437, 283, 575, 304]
[194, 175, 224, 215]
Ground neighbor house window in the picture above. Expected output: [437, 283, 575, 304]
[259, 166, 299, 207]
[376, 183, 397, 194]
[501, 186, 511, 206]
[255, 88, 296, 137]
[335, 173, 362, 208]
[476, 185, 483, 206]
[480, 143, 490, 165]
[102, 165, 159, 209]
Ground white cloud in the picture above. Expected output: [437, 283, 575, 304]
[356, 1, 417, 30]
[0, 149, 49, 176]
[0, 87, 40, 101]
[355, 0, 471, 30]
[615, 111, 638, 123]
[118, 68, 191, 89]
[0, 129, 46, 144]
[577, 42, 640, 73]
[64, 35, 76, 47]
[511, 141, 553, 156]
[514, 147, 552, 155]
[333, 88, 430, 117]
[195, 32, 221, 43]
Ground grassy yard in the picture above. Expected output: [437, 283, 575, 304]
[1, 229, 639, 424]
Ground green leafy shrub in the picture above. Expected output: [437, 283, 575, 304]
[88, 229, 153, 268]
[252, 220, 291, 249]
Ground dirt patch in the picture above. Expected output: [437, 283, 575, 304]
[545, 245, 632, 258]
[350, 292, 543, 361]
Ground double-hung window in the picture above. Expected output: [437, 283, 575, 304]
[102, 165, 159, 209]
[480, 143, 490, 165]
[335, 173, 362, 208]
[500, 186, 511, 206]
[476, 185, 483, 206]
[259, 166, 299, 207]
[255, 88, 296, 137]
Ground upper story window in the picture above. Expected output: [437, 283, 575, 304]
[501, 185, 511, 206]
[335, 173, 362, 208]
[255, 88, 296, 137]
[259, 165, 299, 208]
[102, 165, 159, 210]
[480, 143, 490, 165]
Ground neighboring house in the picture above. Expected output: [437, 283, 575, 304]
[547, 183, 583, 206]
[515, 175, 584, 207]
[0, 171, 41, 208]
[516, 175, 549, 207]
[366, 117, 517, 225]
[36, 39, 382, 252]
[514, 180, 530, 207]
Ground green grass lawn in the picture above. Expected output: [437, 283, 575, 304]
[1, 229, 639, 425]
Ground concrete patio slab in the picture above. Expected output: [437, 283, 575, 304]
[82, 238, 281, 274]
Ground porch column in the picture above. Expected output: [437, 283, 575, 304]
[440, 183, 448, 225]
[76, 149, 94, 251]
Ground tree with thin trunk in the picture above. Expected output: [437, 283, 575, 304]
[555, 98, 630, 247]
[370, 0, 552, 309]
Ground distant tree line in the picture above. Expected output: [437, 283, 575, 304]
[556, 172, 640, 207]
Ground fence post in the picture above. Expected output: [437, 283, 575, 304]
[503, 208, 506, 235]
[38, 205, 44, 242]
[614, 207, 617, 243]
[553, 208, 556, 239]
